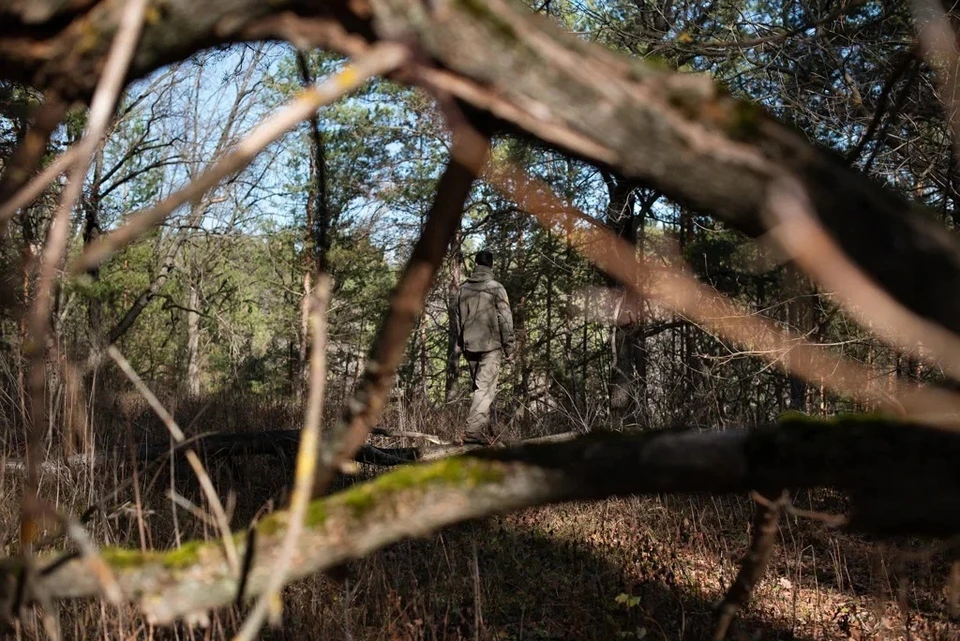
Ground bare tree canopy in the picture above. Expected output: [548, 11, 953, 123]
[3, 0, 959, 333]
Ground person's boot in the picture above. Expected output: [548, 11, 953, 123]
[462, 431, 488, 446]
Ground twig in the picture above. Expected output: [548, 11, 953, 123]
[713, 490, 787, 641]
[310, 123, 490, 495]
[70, 42, 409, 276]
[60, 516, 123, 606]
[370, 428, 451, 445]
[845, 47, 918, 165]
[234, 274, 331, 640]
[472, 540, 483, 640]
[106, 346, 240, 576]
[21, 0, 149, 562]
[165, 491, 220, 529]
[236, 527, 257, 608]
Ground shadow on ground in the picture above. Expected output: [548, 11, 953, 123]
[113, 453, 817, 641]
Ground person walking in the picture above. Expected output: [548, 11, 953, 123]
[456, 249, 515, 445]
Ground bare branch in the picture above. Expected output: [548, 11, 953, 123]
[60, 516, 122, 606]
[0, 93, 69, 235]
[911, 0, 960, 158]
[764, 177, 960, 381]
[69, 42, 409, 276]
[0, 145, 79, 227]
[371, 428, 452, 445]
[713, 491, 787, 641]
[106, 346, 240, 576]
[845, 46, 918, 165]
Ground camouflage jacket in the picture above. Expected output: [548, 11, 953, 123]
[456, 265, 515, 356]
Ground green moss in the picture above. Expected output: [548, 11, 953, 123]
[305, 501, 328, 527]
[89, 458, 506, 576]
[327, 457, 506, 518]
[250, 457, 505, 535]
[87, 543, 203, 571]
[101, 547, 157, 569]
[338, 484, 378, 516]
[777, 409, 813, 424]
[257, 513, 283, 537]
[162, 539, 207, 569]
[372, 457, 505, 491]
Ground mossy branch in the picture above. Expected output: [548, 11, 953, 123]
[5, 419, 960, 625]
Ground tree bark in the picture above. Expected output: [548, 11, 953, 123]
[296, 51, 331, 388]
[83, 143, 105, 333]
[784, 263, 808, 412]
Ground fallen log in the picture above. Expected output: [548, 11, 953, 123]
[1, 430, 585, 472]
[4, 417, 960, 625]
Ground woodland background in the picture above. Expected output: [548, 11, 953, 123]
[1, 0, 960, 638]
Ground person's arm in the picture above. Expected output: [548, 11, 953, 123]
[495, 283, 515, 357]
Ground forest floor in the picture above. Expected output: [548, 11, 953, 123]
[2, 392, 959, 640]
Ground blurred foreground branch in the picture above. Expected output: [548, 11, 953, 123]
[4, 417, 960, 624]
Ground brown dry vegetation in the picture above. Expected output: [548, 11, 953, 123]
[3, 393, 957, 641]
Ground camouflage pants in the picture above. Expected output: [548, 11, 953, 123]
[464, 349, 502, 438]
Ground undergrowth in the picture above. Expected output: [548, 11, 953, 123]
[0, 391, 957, 640]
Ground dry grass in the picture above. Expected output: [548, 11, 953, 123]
[1, 392, 958, 640]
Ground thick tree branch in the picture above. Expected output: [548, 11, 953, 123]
[4, 417, 960, 624]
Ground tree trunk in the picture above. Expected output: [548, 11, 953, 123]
[679, 207, 698, 413]
[605, 173, 646, 421]
[83, 145, 104, 335]
[419, 316, 430, 401]
[299, 271, 311, 389]
[785, 263, 808, 411]
[186, 278, 201, 396]
[545, 232, 554, 381]
[444, 239, 463, 402]
[297, 51, 331, 388]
